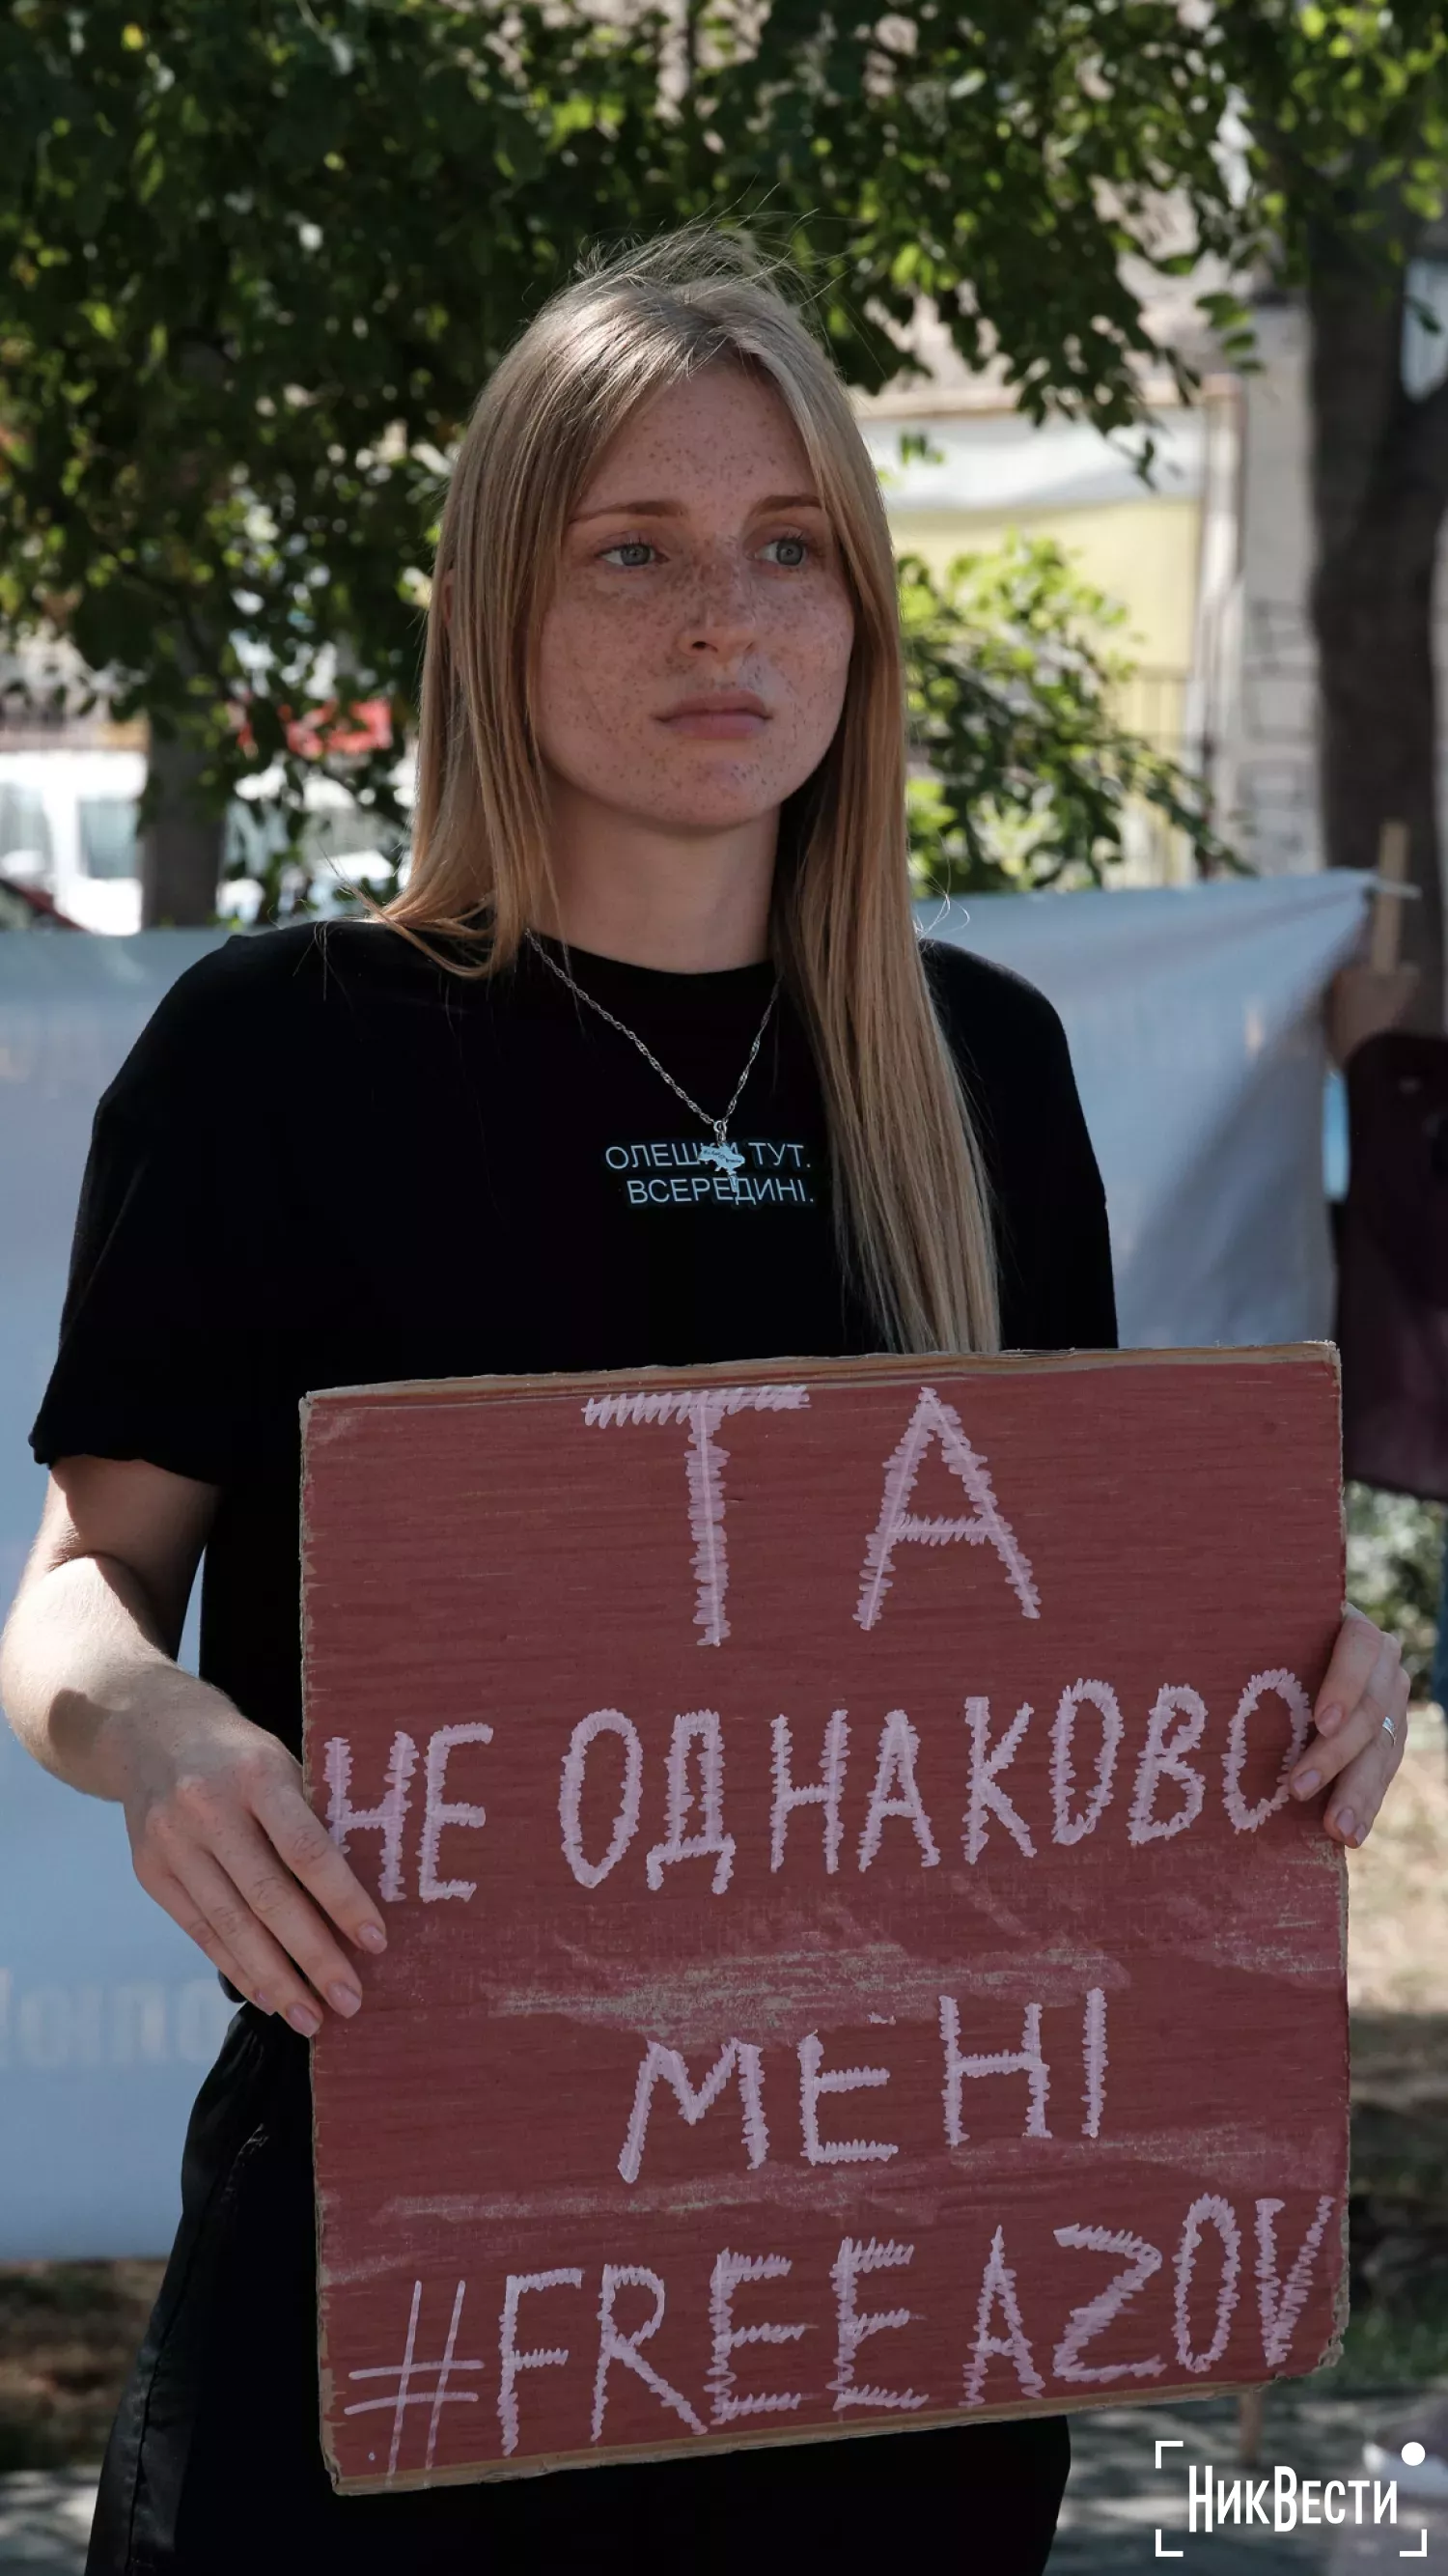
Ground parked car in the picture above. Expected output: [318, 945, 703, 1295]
[0, 747, 411, 933]
[0, 749, 145, 932]
[0, 875, 81, 929]
[0, 752, 412, 932]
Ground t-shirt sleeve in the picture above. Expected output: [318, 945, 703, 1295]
[1001, 994, 1118, 1354]
[923, 938, 1118, 1355]
[29, 951, 278, 1485]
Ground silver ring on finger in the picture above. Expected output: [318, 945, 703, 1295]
[1381, 1713, 1398, 1744]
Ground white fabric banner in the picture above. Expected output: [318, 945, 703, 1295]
[926, 873, 1370, 1349]
[0, 877, 1368, 2256]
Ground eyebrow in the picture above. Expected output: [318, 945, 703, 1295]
[571, 490, 827, 523]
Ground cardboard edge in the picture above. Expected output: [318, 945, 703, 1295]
[322, 2366, 1334, 2495]
[312, 2059, 344, 2489]
[300, 1342, 1342, 1427]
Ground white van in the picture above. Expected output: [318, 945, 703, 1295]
[0, 748, 147, 933]
[0, 748, 411, 932]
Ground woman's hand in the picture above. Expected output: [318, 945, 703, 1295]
[118, 1672, 387, 2034]
[0, 1458, 386, 2039]
[1289, 1604, 1409, 1848]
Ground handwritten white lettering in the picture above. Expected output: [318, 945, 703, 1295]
[582, 1385, 809, 1647]
[963, 2226, 1044, 2405]
[799, 2032, 897, 2166]
[619, 2039, 768, 2184]
[419, 1724, 492, 1903]
[770, 1711, 849, 1875]
[707, 2252, 809, 2423]
[646, 1711, 737, 1892]
[1175, 2194, 1242, 2374]
[1052, 2226, 1166, 2383]
[1128, 1687, 1209, 1846]
[497, 2270, 582, 2457]
[323, 1731, 417, 1903]
[1050, 1680, 1125, 1846]
[857, 1709, 940, 1871]
[1223, 1670, 1313, 1834]
[1255, 2196, 1334, 2368]
[829, 2237, 928, 2414]
[962, 1696, 1036, 1863]
[591, 2265, 705, 2441]
[940, 1996, 1050, 2144]
[854, 1386, 1040, 1631]
[559, 1711, 644, 1890]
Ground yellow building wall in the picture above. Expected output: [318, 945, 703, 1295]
[883, 493, 1202, 755]
[882, 491, 1204, 882]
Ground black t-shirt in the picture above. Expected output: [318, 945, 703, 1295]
[31, 922, 1115, 2562]
[31, 921, 1115, 1755]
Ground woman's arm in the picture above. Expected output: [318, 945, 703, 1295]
[0, 1458, 386, 2036]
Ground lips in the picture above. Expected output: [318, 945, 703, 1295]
[657, 690, 770, 739]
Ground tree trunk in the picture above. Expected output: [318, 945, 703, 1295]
[1308, 230, 1448, 1029]
[139, 727, 226, 928]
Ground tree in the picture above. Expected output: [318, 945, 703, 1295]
[744, 0, 1448, 1011]
[1, 0, 1258, 921]
[1209, 1, 1448, 1024]
[4, 0, 1446, 967]
[0, 0, 693, 915]
[900, 536, 1234, 894]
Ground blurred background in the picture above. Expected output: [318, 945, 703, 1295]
[2, 3, 1448, 2565]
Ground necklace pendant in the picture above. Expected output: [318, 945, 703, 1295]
[522, 935, 778, 1195]
[699, 1137, 746, 1180]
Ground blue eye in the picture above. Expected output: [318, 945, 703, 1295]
[601, 540, 656, 569]
[763, 534, 809, 568]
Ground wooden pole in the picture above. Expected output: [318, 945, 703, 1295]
[1326, 818, 1418, 1065]
[1369, 819, 1410, 975]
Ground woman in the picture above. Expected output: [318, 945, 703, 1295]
[0, 232, 1409, 2575]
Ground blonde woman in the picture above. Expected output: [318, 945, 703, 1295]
[1, 233, 1408, 2576]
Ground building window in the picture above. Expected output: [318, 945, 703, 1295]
[78, 797, 139, 880]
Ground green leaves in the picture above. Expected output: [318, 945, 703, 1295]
[1, 0, 1444, 914]
[1, 0, 689, 854]
[899, 538, 1239, 895]
[1215, 0, 1448, 257]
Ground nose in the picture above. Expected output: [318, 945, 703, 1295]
[678, 544, 756, 659]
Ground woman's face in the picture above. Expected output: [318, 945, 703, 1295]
[533, 364, 856, 836]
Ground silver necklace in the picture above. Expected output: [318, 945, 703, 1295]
[524, 929, 780, 1185]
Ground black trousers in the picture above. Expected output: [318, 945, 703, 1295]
[87, 2008, 1070, 2574]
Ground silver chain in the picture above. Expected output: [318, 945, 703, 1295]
[524, 930, 779, 1175]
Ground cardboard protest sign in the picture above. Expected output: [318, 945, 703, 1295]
[301, 1347, 1348, 2495]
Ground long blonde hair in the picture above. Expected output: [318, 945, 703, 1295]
[390, 229, 1000, 1354]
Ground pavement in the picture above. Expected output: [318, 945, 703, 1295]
[1052, 2388, 1448, 2572]
[1, 2394, 1444, 2570]
[0, 2471, 96, 2572]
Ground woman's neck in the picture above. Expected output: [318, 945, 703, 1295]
[539, 780, 776, 972]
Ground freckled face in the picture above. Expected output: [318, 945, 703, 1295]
[532, 365, 856, 833]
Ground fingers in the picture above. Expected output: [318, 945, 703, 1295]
[1318, 1657, 1410, 1848]
[141, 1858, 277, 2016]
[1309, 1604, 1387, 1747]
[1291, 1615, 1408, 1846]
[160, 1834, 360, 2034]
[1292, 1625, 1401, 1800]
[139, 1758, 387, 2033]
[249, 1774, 388, 1960]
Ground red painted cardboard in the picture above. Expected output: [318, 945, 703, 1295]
[301, 1347, 1348, 2494]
